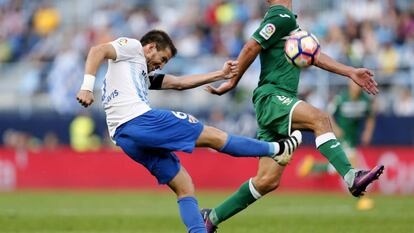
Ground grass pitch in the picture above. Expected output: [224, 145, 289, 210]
[0, 190, 412, 233]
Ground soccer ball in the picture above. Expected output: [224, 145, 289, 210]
[284, 30, 320, 68]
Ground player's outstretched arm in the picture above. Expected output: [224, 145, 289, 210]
[315, 52, 379, 95]
[206, 39, 261, 95]
[76, 43, 117, 107]
[160, 60, 239, 90]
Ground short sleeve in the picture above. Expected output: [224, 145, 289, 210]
[148, 73, 165, 90]
[110, 37, 143, 62]
[252, 14, 298, 49]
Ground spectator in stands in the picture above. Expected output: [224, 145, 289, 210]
[0, 0, 413, 119]
[69, 113, 101, 152]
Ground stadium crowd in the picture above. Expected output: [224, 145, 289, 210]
[1, 0, 414, 148]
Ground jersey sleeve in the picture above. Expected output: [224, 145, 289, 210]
[252, 14, 298, 49]
[148, 72, 165, 90]
[110, 37, 143, 62]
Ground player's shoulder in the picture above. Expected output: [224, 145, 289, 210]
[113, 37, 141, 45]
[112, 37, 142, 49]
[110, 37, 144, 60]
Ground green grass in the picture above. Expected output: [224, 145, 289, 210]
[0, 190, 412, 233]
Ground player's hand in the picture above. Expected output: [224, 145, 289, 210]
[205, 80, 235, 96]
[222, 60, 239, 79]
[76, 90, 94, 108]
[349, 68, 379, 95]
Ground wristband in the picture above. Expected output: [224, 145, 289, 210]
[80, 74, 96, 92]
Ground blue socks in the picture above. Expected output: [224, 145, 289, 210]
[219, 134, 276, 157]
[177, 196, 206, 233]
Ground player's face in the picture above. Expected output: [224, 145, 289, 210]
[145, 44, 173, 72]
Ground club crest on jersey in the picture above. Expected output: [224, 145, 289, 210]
[118, 38, 128, 46]
[259, 23, 275, 40]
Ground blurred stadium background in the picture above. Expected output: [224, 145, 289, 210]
[0, 0, 413, 232]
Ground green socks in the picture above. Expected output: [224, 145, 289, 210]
[209, 179, 261, 226]
[316, 132, 353, 177]
[209, 132, 356, 227]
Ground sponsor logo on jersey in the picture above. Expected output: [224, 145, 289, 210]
[118, 38, 128, 46]
[259, 23, 275, 40]
[279, 13, 291, 18]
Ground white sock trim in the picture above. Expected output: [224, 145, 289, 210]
[288, 100, 303, 136]
[315, 132, 336, 148]
[248, 178, 262, 200]
[271, 142, 280, 156]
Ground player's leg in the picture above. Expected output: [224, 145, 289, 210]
[202, 94, 303, 231]
[298, 142, 356, 177]
[123, 109, 298, 162]
[348, 148, 375, 210]
[195, 125, 301, 163]
[291, 101, 383, 196]
[204, 157, 285, 230]
[114, 125, 206, 233]
[168, 165, 207, 233]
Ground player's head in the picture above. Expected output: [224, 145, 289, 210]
[141, 30, 177, 72]
[267, 0, 292, 7]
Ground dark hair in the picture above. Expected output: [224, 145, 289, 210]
[140, 30, 177, 57]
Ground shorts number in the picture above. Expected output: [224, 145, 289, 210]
[172, 111, 188, 119]
[171, 111, 199, 123]
[276, 95, 293, 105]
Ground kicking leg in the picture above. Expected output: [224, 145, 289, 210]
[168, 166, 207, 233]
[196, 125, 301, 164]
[291, 101, 383, 196]
[292, 101, 355, 182]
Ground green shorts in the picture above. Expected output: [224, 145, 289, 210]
[254, 92, 302, 142]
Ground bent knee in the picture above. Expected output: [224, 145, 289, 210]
[253, 176, 280, 194]
[175, 185, 195, 198]
[196, 125, 228, 149]
[311, 111, 331, 131]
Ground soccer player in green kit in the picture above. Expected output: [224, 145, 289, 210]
[202, 0, 384, 231]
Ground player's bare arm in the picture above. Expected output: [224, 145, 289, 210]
[161, 60, 239, 90]
[206, 39, 261, 95]
[315, 52, 379, 95]
[76, 43, 117, 108]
